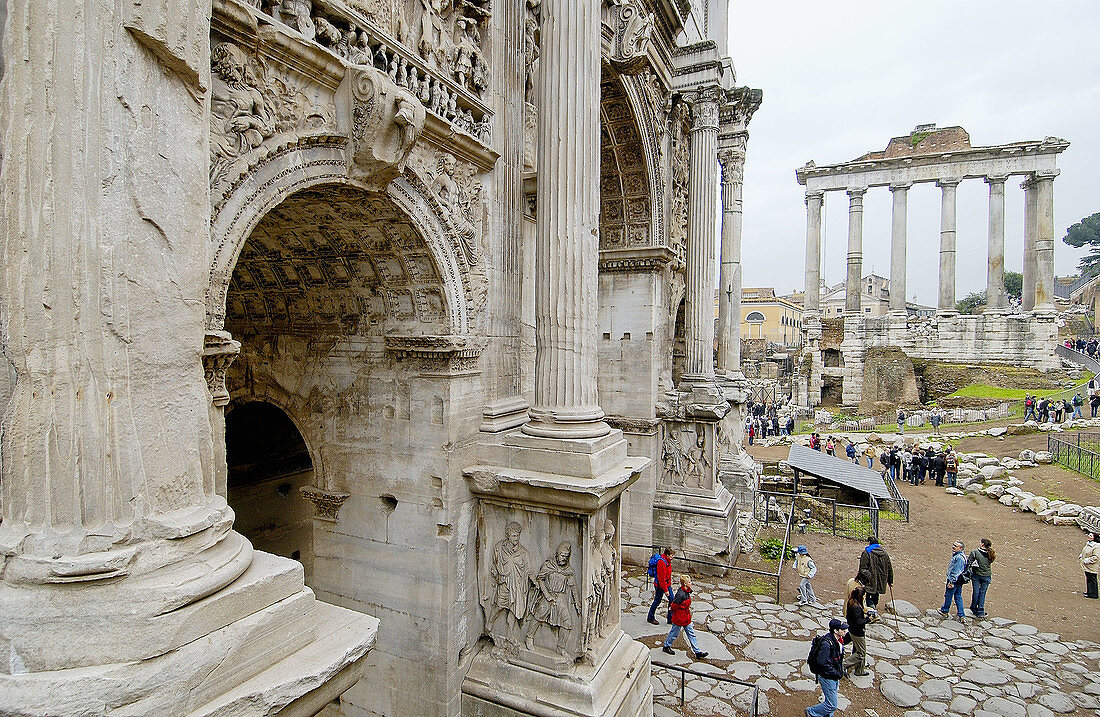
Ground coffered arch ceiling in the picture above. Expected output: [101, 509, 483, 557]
[225, 184, 448, 337]
[599, 76, 652, 250]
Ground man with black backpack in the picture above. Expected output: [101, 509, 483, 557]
[805, 618, 847, 717]
[646, 547, 674, 625]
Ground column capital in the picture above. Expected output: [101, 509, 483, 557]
[718, 145, 746, 184]
[936, 177, 962, 189]
[1035, 168, 1061, 181]
[684, 86, 722, 132]
[805, 189, 825, 203]
[889, 181, 913, 192]
[846, 186, 867, 198]
[985, 174, 1010, 186]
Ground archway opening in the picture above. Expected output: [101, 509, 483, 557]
[226, 400, 315, 580]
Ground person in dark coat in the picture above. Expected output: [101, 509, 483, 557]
[806, 619, 847, 717]
[843, 587, 870, 676]
[932, 451, 947, 487]
[858, 535, 893, 609]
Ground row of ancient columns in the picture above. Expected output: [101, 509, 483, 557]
[803, 170, 1059, 322]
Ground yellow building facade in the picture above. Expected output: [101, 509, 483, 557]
[741, 287, 803, 347]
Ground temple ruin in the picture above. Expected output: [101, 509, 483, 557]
[795, 125, 1069, 407]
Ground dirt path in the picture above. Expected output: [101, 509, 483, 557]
[761, 430, 1100, 642]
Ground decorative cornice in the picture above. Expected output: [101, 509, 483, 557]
[605, 416, 660, 434]
[300, 486, 350, 522]
[598, 245, 677, 273]
[384, 334, 486, 373]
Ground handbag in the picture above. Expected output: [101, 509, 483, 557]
[957, 558, 973, 585]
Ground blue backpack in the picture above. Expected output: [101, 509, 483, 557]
[647, 552, 663, 579]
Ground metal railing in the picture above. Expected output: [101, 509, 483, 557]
[878, 471, 911, 522]
[624, 505, 795, 603]
[651, 661, 762, 715]
[754, 490, 881, 542]
[1055, 273, 1096, 299]
[1048, 432, 1100, 481]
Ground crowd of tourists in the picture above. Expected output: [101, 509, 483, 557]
[745, 401, 796, 444]
[1064, 336, 1099, 357]
[1022, 390, 1091, 421]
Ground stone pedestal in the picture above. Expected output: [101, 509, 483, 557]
[462, 431, 651, 717]
[653, 387, 739, 564]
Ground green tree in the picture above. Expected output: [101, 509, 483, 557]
[1004, 271, 1022, 300]
[1063, 211, 1100, 276]
[956, 291, 986, 315]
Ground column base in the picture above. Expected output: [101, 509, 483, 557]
[653, 486, 738, 566]
[461, 630, 652, 717]
[0, 550, 377, 717]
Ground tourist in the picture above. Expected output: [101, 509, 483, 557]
[748, 421, 755, 445]
[900, 445, 913, 484]
[1063, 398, 1074, 422]
[1023, 394, 1036, 422]
[646, 547, 674, 624]
[913, 448, 927, 484]
[786, 415, 796, 436]
[968, 538, 995, 617]
[1089, 338, 1098, 357]
[845, 441, 857, 463]
[1091, 392, 1100, 418]
[896, 408, 906, 435]
[858, 535, 893, 610]
[825, 436, 835, 456]
[888, 446, 900, 483]
[863, 445, 876, 468]
[793, 545, 818, 606]
[846, 570, 869, 605]
[944, 449, 958, 488]
[661, 575, 708, 659]
[939, 540, 968, 620]
[932, 450, 947, 487]
[772, 415, 780, 437]
[843, 587, 870, 677]
[1038, 397, 1049, 423]
[1073, 393, 1084, 419]
[930, 408, 943, 433]
[1080, 532, 1099, 599]
[805, 619, 847, 717]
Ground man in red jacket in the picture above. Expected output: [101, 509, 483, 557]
[660, 575, 708, 659]
[646, 547, 674, 625]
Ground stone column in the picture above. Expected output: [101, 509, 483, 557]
[682, 87, 722, 384]
[718, 143, 745, 376]
[986, 175, 1009, 312]
[523, 0, 609, 439]
[1034, 169, 1059, 313]
[889, 183, 911, 315]
[845, 188, 867, 316]
[0, 1, 374, 711]
[937, 178, 962, 315]
[804, 191, 824, 324]
[1022, 176, 1037, 311]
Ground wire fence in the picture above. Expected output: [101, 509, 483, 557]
[1048, 432, 1100, 481]
[877, 471, 911, 522]
[651, 661, 762, 715]
[754, 490, 879, 542]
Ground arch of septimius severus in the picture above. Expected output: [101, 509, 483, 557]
[0, 1, 760, 715]
[794, 125, 1069, 407]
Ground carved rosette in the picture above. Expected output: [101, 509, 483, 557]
[203, 331, 242, 407]
[300, 486, 351, 522]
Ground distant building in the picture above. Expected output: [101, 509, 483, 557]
[819, 273, 933, 319]
[740, 287, 803, 347]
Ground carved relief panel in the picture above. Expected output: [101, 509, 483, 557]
[659, 420, 717, 495]
[476, 499, 622, 668]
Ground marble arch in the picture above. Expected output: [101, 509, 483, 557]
[207, 134, 477, 337]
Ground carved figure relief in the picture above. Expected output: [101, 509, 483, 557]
[209, 41, 333, 185]
[667, 101, 691, 264]
[585, 519, 618, 648]
[271, 0, 317, 41]
[486, 521, 532, 649]
[661, 422, 709, 489]
[428, 154, 482, 264]
[523, 541, 581, 657]
[524, 0, 541, 105]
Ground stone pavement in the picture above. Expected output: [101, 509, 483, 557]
[621, 572, 1100, 716]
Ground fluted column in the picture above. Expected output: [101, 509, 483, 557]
[682, 87, 722, 383]
[804, 190, 824, 322]
[1034, 169, 1059, 313]
[523, 0, 609, 439]
[889, 183, 911, 315]
[937, 178, 961, 314]
[845, 188, 867, 316]
[986, 175, 1009, 312]
[718, 142, 745, 375]
[1022, 176, 1037, 311]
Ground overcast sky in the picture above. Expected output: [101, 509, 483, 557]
[729, 0, 1100, 306]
